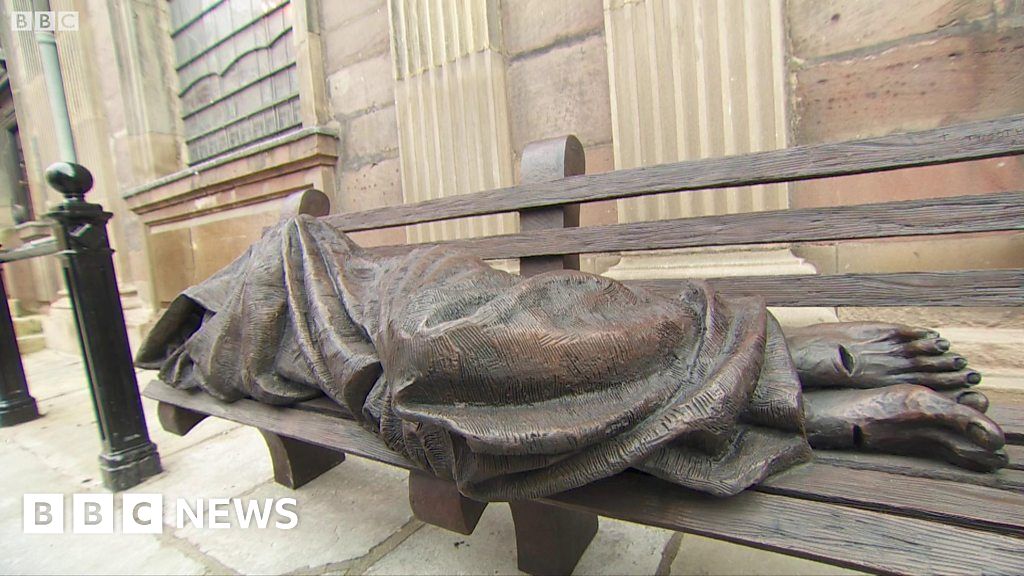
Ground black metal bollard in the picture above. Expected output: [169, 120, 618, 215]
[45, 162, 161, 490]
[0, 267, 40, 427]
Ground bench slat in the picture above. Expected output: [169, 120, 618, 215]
[987, 390, 1024, 444]
[403, 191, 1024, 259]
[548, 471, 1024, 576]
[759, 459, 1024, 536]
[325, 115, 1024, 231]
[143, 382, 413, 470]
[630, 269, 1024, 307]
[814, 451, 1024, 492]
[1006, 445, 1024, 471]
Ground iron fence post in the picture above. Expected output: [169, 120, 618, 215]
[45, 161, 161, 490]
[0, 266, 40, 426]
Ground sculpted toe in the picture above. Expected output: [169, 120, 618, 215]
[897, 370, 982, 390]
[911, 355, 967, 373]
[944, 389, 989, 413]
[902, 338, 951, 356]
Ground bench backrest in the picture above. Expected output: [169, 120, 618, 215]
[318, 114, 1024, 308]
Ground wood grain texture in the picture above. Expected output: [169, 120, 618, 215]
[760, 460, 1024, 536]
[986, 390, 1024, 444]
[509, 499, 599, 576]
[323, 115, 1024, 231]
[143, 381, 414, 469]
[408, 470, 488, 536]
[156, 402, 208, 436]
[518, 135, 585, 277]
[542, 470, 1024, 576]
[815, 451, 1024, 492]
[632, 269, 1024, 307]
[406, 191, 1024, 260]
[1006, 445, 1024, 471]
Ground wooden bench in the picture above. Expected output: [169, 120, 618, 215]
[145, 114, 1024, 575]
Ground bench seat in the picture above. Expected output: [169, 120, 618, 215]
[144, 379, 1024, 575]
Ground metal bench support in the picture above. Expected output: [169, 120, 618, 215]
[260, 430, 346, 489]
[509, 500, 599, 576]
[408, 470, 488, 535]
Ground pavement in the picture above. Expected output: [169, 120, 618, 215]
[1, 349, 861, 576]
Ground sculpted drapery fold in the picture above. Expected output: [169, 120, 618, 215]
[137, 215, 811, 499]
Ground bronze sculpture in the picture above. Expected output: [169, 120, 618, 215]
[137, 215, 1006, 500]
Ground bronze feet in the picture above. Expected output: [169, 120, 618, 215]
[786, 322, 981, 390]
[803, 385, 1006, 471]
[787, 321, 1007, 472]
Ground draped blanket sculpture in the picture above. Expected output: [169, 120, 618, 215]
[137, 216, 1006, 500]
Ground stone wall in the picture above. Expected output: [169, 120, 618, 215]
[786, 0, 1024, 275]
[787, 0, 1024, 203]
[502, 0, 616, 226]
[319, 0, 618, 247]
[321, 0, 403, 247]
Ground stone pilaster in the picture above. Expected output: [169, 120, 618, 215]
[605, 0, 789, 220]
[293, 0, 332, 128]
[602, 0, 824, 315]
[389, 0, 515, 243]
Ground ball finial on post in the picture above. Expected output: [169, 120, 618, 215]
[45, 162, 94, 202]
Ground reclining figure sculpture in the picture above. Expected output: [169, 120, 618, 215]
[137, 216, 1007, 499]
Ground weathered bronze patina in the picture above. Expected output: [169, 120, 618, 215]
[137, 217, 1006, 499]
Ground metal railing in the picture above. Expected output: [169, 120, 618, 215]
[0, 163, 162, 490]
[0, 236, 57, 263]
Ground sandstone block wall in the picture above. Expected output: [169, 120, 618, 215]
[786, 0, 1024, 277]
[321, 0, 404, 247]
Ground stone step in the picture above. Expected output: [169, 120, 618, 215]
[16, 333, 46, 354]
[12, 315, 43, 339]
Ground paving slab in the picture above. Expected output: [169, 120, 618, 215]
[5, 389, 105, 487]
[364, 504, 520, 575]
[364, 502, 674, 576]
[21, 349, 89, 401]
[574, 518, 675, 576]
[135, 425, 276, 525]
[171, 457, 414, 574]
[0, 442, 208, 576]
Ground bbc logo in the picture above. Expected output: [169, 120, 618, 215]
[10, 11, 79, 32]
[24, 494, 300, 533]
[23, 493, 162, 534]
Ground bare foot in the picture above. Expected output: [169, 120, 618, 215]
[803, 384, 1007, 472]
[785, 322, 981, 390]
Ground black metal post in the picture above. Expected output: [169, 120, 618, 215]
[45, 162, 161, 490]
[0, 266, 40, 426]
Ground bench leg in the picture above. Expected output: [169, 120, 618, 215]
[157, 402, 208, 436]
[408, 469, 488, 535]
[509, 500, 599, 576]
[259, 430, 345, 489]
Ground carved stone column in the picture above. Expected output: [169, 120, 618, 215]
[601, 0, 834, 326]
[388, 0, 515, 244]
[605, 0, 789, 219]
